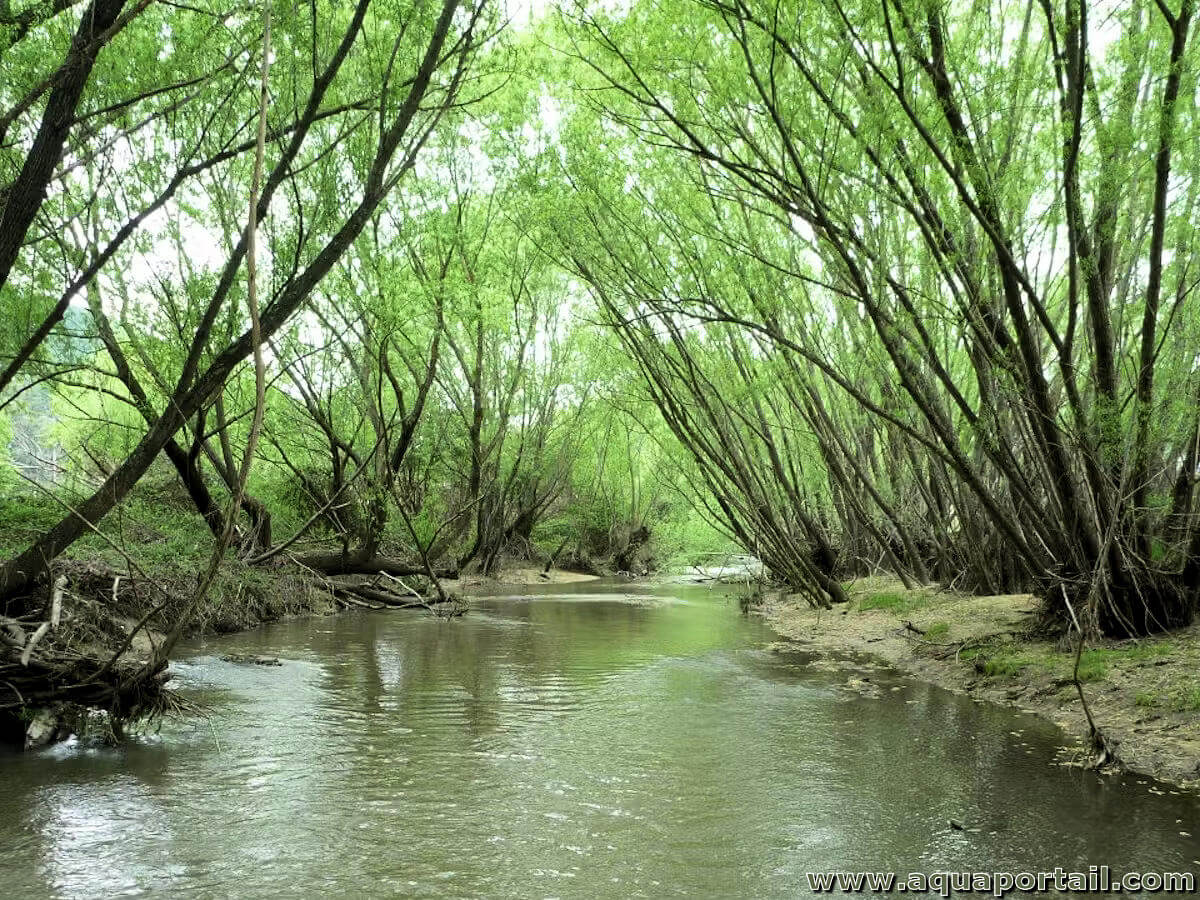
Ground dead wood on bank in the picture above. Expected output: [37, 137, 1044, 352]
[0, 551, 465, 747]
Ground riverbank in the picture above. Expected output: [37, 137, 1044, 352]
[108, 560, 600, 643]
[761, 576, 1200, 792]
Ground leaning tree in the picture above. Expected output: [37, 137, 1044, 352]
[563, 0, 1200, 635]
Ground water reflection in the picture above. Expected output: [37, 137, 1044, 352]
[0, 581, 1196, 897]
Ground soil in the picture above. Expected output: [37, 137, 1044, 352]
[761, 575, 1200, 792]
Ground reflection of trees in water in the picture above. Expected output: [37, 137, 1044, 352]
[320, 592, 741, 710]
[308, 592, 758, 800]
[314, 603, 1200, 878]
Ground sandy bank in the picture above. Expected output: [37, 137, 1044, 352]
[445, 566, 601, 590]
[762, 576, 1200, 792]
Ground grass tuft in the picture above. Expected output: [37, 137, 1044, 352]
[1075, 650, 1108, 683]
[859, 591, 928, 614]
[1169, 686, 1200, 712]
[982, 654, 1029, 677]
[924, 621, 949, 640]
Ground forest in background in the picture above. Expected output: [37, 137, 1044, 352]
[2, 0, 1200, 732]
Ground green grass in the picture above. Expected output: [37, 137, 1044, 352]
[1095, 640, 1175, 662]
[0, 493, 64, 558]
[0, 482, 238, 594]
[1075, 651, 1108, 683]
[1069, 641, 1176, 684]
[1169, 686, 1200, 712]
[961, 635, 1186, 698]
[858, 591, 905, 610]
[982, 654, 1033, 677]
[924, 621, 949, 640]
[859, 591, 928, 614]
[960, 644, 1047, 678]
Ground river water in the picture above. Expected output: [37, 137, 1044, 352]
[1, 580, 1198, 897]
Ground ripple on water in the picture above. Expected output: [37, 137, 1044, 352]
[2, 588, 1199, 899]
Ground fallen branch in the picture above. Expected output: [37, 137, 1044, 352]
[19, 623, 49, 667]
[325, 577, 433, 609]
[18, 575, 67, 667]
[49, 576, 64, 627]
[333, 592, 386, 610]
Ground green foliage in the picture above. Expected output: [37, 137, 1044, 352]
[0, 410, 18, 495]
[76, 491, 216, 571]
[0, 493, 63, 560]
[549, 0, 1200, 630]
[3, 0, 1200, 648]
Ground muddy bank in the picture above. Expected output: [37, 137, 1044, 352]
[761, 576, 1200, 792]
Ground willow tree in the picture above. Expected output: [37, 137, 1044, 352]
[550, 124, 930, 604]
[254, 196, 452, 581]
[0, 0, 496, 605]
[563, 0, 1200, 634]
[427, 193, 590, 574]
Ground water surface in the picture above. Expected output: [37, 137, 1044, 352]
[1, 580, 1197, 897]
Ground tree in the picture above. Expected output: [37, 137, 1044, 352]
[0, 0, 495, 603]
[562, 0, 1200, 634]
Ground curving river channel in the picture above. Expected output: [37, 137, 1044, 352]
[1, 580, 1198, 897]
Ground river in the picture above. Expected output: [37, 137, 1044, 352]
[1, 580, 1197, 897]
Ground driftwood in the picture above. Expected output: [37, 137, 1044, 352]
[2, 643, 172, 722]
[14, 575, 67, 667]
[336, 593, 386, 610]
[328, 579, 432, 609]
[0, 566, 176, 733]
[299, 547, 466, 616]
[297, 549, 457, 580]
[323, 574, 467, 617]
